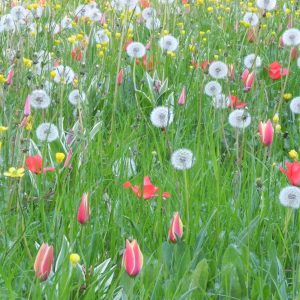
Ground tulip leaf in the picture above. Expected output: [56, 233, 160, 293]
[55, 235, 70, 272]
[190, 258, 209, 291]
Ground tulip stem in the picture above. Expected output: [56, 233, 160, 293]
[183, 170, 190, 242]
[260, 146, 269, 218]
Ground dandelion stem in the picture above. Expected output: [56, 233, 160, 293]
[183, 170, 190, 241]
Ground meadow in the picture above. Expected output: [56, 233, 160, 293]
[0, 0, 300, 299]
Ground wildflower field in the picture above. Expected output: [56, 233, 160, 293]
[1, 0, 300, 298]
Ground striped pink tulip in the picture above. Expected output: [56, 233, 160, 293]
[178, 87, 186, 105]
[34, 243, 54, 281]
[258, 120, 274, 146]
[169, 212, 183, 243]
[241, 69, 255, 91]
[77, 193, 90, 224]
[123, 239, 143, 277]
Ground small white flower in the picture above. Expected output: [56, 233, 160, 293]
[53, 65, 75, 84]
[244, 54, 262, 68]
[126, 42, 146, 58]
[30, 90, 51, 109]
[204, 81, 222, 97]
[212, 94, 230, 109]
[171, 149, 194, 170]
[208, 61, 228, 79]
[290, 97, 300, 114]
[112, 157, 137, 177]
[256, 0, 276, 11]
[146, 18, 161, 30]
[68, 89, 86, 106]
[150, 106, 174, 128]
[142, 7, 156, 20]
[228, 109, 251, 129]
[279, 186, 300, 209]
[282, 28, 300, 47]
[159, 35, 179, 51]
[243, 12, 259, 27]
[94, 29, 109, 44]
[36, 123, 59, 142]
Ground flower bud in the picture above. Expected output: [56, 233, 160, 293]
[77, 193, 90, 224]
[123, 239, 143, 277]
[34, 243, 54, 281]
[169, 212, 183, 243]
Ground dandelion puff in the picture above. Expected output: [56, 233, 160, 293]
[53, 65, 75, 84]
[61, 16, 73, 30]
[68, 89, 86, 106]
[0, 14, 16, 32]
[243, 12, 259, 27]
[256, 0, 276, 11]
[126, 42, 146, 58]
[94, 29, 109, 44]
[30, 90, 51, 109]
[36, 123, 59, 143]
[244, 54, 262, 68]
[150, 106, 174, 128]
[212, 94, 230, 109]
[146, 18, 161, 30]
[279, 186, 300, 209]
[171, 149, 194, 170]
[75, 4, 92, 18]
[282, 28, 300, 47]
[142, 7, 156, 20]
[204, 81, 222, 97]
[208, 61, 228, 79]
[159, 35, 179, 51]
[228, 109, 251, 129]
[88, 8, 102, 22]
[290, 97, 300, 114]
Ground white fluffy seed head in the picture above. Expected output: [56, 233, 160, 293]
[279, 186, 300, 209]
[228, 109, 251, 129]
[150, 106, 174, 128]
[256, 0, 276, 11]
[243, 12, 259, 27]
[36, 123, 59, 142]
[208, 61, 228, 79]
[30, 89, 51, 109]
[171, 149, 194, 170]
[68, 89, 86, 106]
[159, 35, 179, 52]
[290, 97, 300, 114]
[204, 81, 222, 97]
[244, 54, 262, 69]
[53, 65, 75, 84]
[126, 42, 146, 58]
[212, 94, 230, 109]
[282, 28, 300, 47]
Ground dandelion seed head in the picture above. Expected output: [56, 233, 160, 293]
[228, 109, 251, 129]
[279, 186, 300, 209]
[150, 106, 174, 128]
[36, 123, 59, 142]
[171, 149, 194, 170]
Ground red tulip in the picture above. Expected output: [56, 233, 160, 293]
[279, 161, 300, 186]
[169, 212, 183, 243]
[34, 243, 54, 281]
[123, 239, 143, 277]
[71, 47, 83, 61]
[178, 87, 186, 105]
[228, 95, 247, 109]
[26, 155, 55, 174]
[241, 69, 255, 91]
[123, 176, 170, 200]
[268, 61, 289, 80]
[258, 120, 274, 146]
[77, 193, 90, 224]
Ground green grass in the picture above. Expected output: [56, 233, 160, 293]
[0, 0, 300, 299]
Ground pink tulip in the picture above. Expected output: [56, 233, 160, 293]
[117, 69, 124, 85]
[169, 212, 183, 243]
[63, 148, 73, 169]
[241, 69, 255, 91]
[34, 243, 54, 281]
[6, 69, 14, 85]
[178, 87, 186, 105]
[123, 239, 143, 277]
[258, 120, 274, 146]
[77, 193, 90, 224]
[24, 96, 31, 116]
